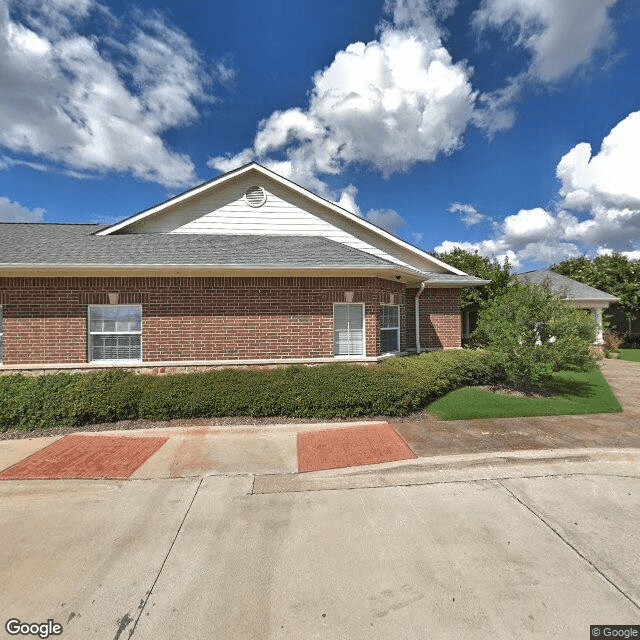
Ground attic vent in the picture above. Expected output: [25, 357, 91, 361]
[245, 185, 267, 207]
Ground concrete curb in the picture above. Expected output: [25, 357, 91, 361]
[75, 420, 385, 438]
[253, 447, 640, 494]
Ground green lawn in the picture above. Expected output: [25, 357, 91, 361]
[619, 349, 640, 362]
[427, 367, 622, 420]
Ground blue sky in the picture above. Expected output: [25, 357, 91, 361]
[1, 0, 639, 271]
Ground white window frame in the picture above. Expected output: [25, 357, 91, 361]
[333, 303, 366, 357]
[0, 306, 3, 364]
[88, 304, 142, 364]
[380, 303, 400, 354]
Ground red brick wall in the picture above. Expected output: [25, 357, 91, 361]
[406, 287, 462, 350]
[0, 276, 410, 366]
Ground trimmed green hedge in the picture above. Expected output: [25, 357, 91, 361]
[0, 349, 500, 431]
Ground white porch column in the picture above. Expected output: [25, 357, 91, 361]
[592, 306, 605, 344]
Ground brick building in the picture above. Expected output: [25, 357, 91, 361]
[0, 163, 486, 372]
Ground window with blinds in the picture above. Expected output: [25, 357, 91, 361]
[88, 305, 142, 362]
[333, 303, 364, 356]
[380, 304, 400, 353]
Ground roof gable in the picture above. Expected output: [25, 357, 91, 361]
[97, 163, 464, 275]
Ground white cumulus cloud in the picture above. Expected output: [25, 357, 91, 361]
[0, 0, 229, 187]
[557, 110, 640, 211]
[209, 0, 477, 201]
[473, 0, 618, 83]
[438, 110, 640, 266]
[472, 0, 619, 134]
[365, 208, 408, 235]
[449, 202, 484, 225]
[334, 184, 407, 235]
[0, 196, 45, 222]
[335, 184, 362, 216]
[434, 239, 519, 267]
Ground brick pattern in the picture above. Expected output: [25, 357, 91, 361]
[406, 287, 462, 350]
[0, 276, 415, 366]
[0, 434, 168, 479]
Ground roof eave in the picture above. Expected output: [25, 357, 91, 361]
[0, 262, 418, 274]
[421, 278, 491, 288]
[566, 297, 619, 305]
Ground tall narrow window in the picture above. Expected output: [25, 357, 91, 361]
[0, 307, 3, 364]
[333, 303, 364, 356]
[88, 305, 142, 362]
[380, 304, 400, 353]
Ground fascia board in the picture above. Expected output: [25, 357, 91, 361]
[0, 263, 424, 280]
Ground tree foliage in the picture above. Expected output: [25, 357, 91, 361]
[472, 282, 598, 389]
[552, 254, 640, 321]
[434, 247, 513, 310]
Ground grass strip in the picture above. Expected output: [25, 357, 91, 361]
[618, 349, 640, 362]
[427, 367, 621, 420]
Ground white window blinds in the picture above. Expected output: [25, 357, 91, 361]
[333, 304, 364, 356]
[88, 305, 142, 362]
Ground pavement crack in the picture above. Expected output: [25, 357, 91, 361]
[496, 478, 640, 613]
[126, 477, 204, 638]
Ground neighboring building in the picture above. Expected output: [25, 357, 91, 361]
[517, 270, 618, 344]
[0, 163, 487, 373]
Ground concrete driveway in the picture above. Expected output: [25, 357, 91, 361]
[1, 455, 639, 640]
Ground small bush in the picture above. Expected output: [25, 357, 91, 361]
[0, 373, 80, 430]
[603, 330, 624, 353]
[0, 349, 502, 431]
[65, 369, 140, 425]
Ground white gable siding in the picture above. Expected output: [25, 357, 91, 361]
[124, 173, 445, 273]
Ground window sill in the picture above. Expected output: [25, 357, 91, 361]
[89, 360, 142, 365]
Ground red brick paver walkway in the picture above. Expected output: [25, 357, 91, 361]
[0, 434, 168, 480]
[297, 422, 415, 472]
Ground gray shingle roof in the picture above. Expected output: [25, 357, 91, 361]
[422, 272, 490, 286]
[0, 223, 403, 269]
[517, 270, 618, 303]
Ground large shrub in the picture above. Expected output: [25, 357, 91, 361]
[0, 349, 501, 431]
[472, 282, 598, 389]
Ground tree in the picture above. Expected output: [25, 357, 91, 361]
[472, 281, 598, 389]
[433, 247, 513, 312]
[552, 254, 640, 324]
